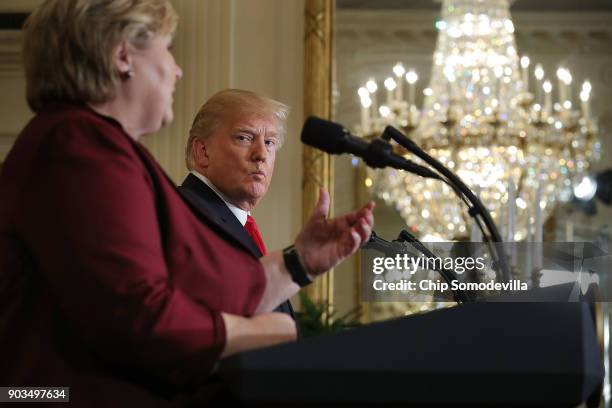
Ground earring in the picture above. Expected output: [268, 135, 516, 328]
[120, 69, 133, 80]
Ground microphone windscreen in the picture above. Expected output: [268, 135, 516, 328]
[300, 116, 347, 154]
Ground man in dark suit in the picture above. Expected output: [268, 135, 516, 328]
[180, 89, 296, 321]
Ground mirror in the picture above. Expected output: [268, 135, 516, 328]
[332, 1, 443, 323]
[305, 0, 612, 323]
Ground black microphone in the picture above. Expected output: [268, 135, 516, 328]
[363, 230, 413, 256]
[363, 230, 467, 304]
[301, 116, 441, 180]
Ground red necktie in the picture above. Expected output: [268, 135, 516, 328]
[245, 215, 267, 255]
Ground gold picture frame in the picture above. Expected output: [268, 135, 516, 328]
[302, 0, 335, 307]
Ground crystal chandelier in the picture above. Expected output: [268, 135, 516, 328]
[355, 0, 600, 241]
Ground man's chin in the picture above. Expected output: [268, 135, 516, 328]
[243, 185, 267, 204]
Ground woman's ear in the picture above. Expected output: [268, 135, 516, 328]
[114, 41, 133, 79]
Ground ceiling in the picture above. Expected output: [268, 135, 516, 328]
[337, 0, 612, 12]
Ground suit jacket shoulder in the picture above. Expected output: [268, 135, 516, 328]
[179, 174, 262, 257]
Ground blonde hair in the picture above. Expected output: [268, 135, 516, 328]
[22, 0, 178, 112]
[186, 89, 290, 171]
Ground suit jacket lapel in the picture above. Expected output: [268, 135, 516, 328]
[179, 174, 263, 258]
[180, 174, 297, 326]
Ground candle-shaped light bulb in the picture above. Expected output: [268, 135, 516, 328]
[582, 80, 592, 94]
[580, 93, 590, 121]
[563, 70, 573, 106]
[405, 70, 418, 84]
[520, 57, 530, 68]
[392, 63, 405, 78]
[520, 56, 530, 69]
[534, 64, 544, 81]
[580, 91, 590, 102]
[563, 70, 573, 85]
[378, 105, 391, 118]
[534, 64, 544, 104]
[384, 77, 397, 106]
[580, 80, 591, 121]
[365, 79, 378, 93]
[543, 80, 552, 116]
[358, 87, 369, 100]
[392, 64, 405, 102]
[520, 56, 530, 90]
[384, 77, 397, 91]
[365, 79, 378, 119]
[556, 67, 568, 102]
[405, 70, 418, 106]
[360, 96, 372, 133]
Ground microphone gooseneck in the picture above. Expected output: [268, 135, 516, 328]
[382, 126, 511, 282]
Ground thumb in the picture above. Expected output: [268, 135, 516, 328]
[311, 188, 330, 219]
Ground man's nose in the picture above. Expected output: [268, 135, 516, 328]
[251, 138, 267, 162]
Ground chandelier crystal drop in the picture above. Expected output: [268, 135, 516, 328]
[356, 0, 600, 240]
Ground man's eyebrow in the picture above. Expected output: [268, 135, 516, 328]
[234, 127, 256, 134]
[235, 126, 278, 137]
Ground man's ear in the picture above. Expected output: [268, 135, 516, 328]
[192, 138, 210, 169]
[114, 40, 133, 79]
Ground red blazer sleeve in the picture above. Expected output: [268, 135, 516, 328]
[18, 115, 230, 388]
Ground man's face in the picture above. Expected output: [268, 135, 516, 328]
[197, 113, 279, 211]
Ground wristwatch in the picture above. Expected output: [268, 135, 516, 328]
[282, 245, 313, 287]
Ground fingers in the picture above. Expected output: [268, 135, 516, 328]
[358, 201, 375, 220]
[311, 188, 330, 220]
[361, 202, 375, 229]
[343, 201, 375, 226]
[363, 201, 376, 211]
[342, 213, 374, 257]
[350, 202, 375, 229]
[353, 216, 373, 245]
[348, 227, 362, 254]
[350, 202, 374, 246]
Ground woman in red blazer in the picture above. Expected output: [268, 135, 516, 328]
[0, 0, 374, 405]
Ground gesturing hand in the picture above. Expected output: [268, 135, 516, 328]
[294, 188, 374, 277]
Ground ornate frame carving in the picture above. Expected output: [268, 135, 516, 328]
[303, 0, 334, 306]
